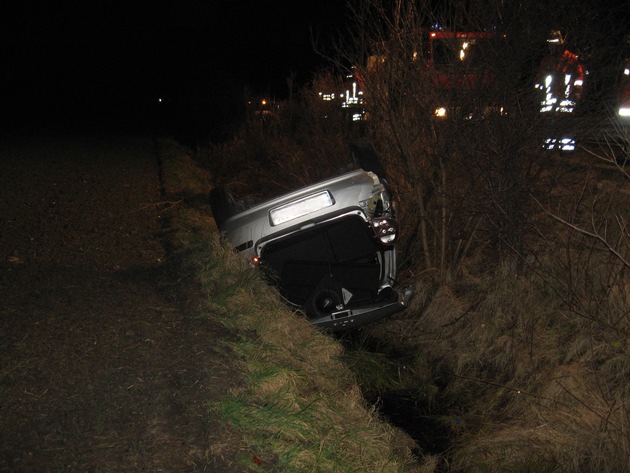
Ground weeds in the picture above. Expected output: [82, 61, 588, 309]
[192, 234, 423, 471]
[200, 243, 418, 471]
[163, 142, 428, 472]
[174, 0, 630, 468]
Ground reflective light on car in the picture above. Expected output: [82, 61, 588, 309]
[269, 191, 334, 226]
[370, 218, 398, 244]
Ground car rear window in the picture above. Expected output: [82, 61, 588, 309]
[260, 216, 382, 307]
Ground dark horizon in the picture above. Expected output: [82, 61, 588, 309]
[2, 0, 627, 142]
[1, 1, 346, 143]
[2, 4, 342, 102]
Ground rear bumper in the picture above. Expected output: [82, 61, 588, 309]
[310, 285, 414, 331]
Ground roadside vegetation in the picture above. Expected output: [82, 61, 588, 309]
[332, 4, 630, 470]
[188, 1, 630, 471]
[159, 139, 428, 472]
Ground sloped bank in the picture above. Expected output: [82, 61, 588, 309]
[158, 138, 435, 472]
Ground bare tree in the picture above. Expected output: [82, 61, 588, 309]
[332, 0, 564, 281]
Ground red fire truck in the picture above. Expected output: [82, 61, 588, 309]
[424, 30, 504, 119]
[331, 28, 508, 122]
[322, 27, 587, 138]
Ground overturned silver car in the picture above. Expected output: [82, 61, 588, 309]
[211, 168, 413, 331]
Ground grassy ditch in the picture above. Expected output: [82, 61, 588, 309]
[356, 250, 630, 472]
[158, 138, 432, 472]
[162, 103, 630, 472]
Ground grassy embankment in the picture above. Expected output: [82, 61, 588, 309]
[160, 128, 630, 472]
[157, 138, 431, 472]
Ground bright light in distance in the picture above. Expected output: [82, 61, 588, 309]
[434, 107, 447, 118]
[319, 92, 335, 101]
[625, 68, 630, 76]
[261, 99, 267, 106]
[459, 42, 469, 61]
[544, 137, 576, 151]
[619, 107, 630, 117]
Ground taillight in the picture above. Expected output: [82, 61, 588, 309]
[370, 218, 397, 245]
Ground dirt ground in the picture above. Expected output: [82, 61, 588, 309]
[0, 131, 242, 472]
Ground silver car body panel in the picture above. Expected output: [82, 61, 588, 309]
[219, 168, 411, 330]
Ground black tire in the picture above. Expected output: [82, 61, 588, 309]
[304, 274, 344, 318]
[349, 137, 387, 179]
[209, 187, 238, 230]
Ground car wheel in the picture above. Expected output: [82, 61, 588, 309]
[305, 275, 344, 318]
[350, 138, 387, 179]
[209, 186, 239, 230]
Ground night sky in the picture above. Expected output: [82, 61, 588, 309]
[1, 1, 346, 132]
[3, 1, 627, 137]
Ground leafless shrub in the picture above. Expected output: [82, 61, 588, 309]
[532, 160, 630, 334]
[197, 1, 630, 469]
[331, 0, 563, 281]
[200, 75, 358, 205]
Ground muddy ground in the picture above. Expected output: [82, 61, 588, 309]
[0, 131, 242, 472]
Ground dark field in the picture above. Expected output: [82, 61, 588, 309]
[0, 132, 240, 472]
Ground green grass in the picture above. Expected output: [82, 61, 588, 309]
[162, 119, 630, 471]
[159, 139, 429, 472]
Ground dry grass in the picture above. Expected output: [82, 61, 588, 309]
[364, 248, 630, 472]
[330, 137, 630, 471]
[0, 133, 245, 472]
[178, 51, 630, 470]
[189, 232, 427, 472]
[163, 142, 435, 472]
